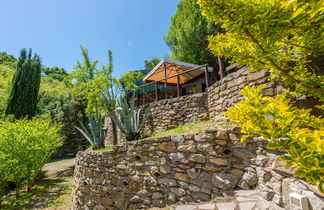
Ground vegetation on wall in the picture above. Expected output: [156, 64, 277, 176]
[198, 0, 324, 191]
[5, 49, 42, 119]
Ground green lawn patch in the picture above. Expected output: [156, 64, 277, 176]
[150, 119, 236, 137]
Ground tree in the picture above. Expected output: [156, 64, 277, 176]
[5, 49, 42, 119]
[0, 52, 17, 69]
[198, 0, 323, 98]
[42, 66, 68, 81]
[164, 0, 224, 79]
[199, 0, 324, 191]
[0, 65, 14, 114]
[119, 71, 144, 92]
[144, 56, 160, 70]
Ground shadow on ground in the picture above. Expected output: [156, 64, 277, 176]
[1, 162, 75, 210]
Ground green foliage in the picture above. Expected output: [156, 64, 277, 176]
[76, 115, 105, 148]
[199, 0, 324, 99]
[103, 95, 143, 141]
[226, 86, 324, 192]
[119, 71, 144, 91]
[71, 46, 114, 114]
[144, 56, 160, 70]
[0, 117, 63, 199]
[46, 94, 87, 154]
[0, 52, 17, 69]
[42, 66, 68, 82]
[0, 65, 14, 114]
[165, 0, 223, 68]
[5, 49, 42, 119]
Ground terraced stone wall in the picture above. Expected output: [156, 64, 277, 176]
[142, 92, 209, 136]
[72, 128, 261, 209]
[207, 67, 280, 121]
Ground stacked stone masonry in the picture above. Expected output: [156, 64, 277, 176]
[207, 67, 281, 121]
[105, 66, 278, 143]
[142, 93, 209, 136]
[72, 128, 263, 209]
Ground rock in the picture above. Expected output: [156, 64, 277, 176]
[144, 176, 157, 186]
[188, 154, 206, 163]
[129, 195, 141, 203]
[211, 173, 240, 189]
[159, 142, 176, 152]
[137, 189, 150, 197]
[209, 158, 228, 165]
[168, 193, 176, 202]
[215, 131, 227, 139]
[187, 168, 198, 179]
[152, 192, 163, 199]
[158, 178, 177, 186]
[192, 192, 211, 202]
[152, 199, 165, 207]
[159, 165, 171, 173]
[169, 152, 188, 163]
[260, 191, 275, 201]
[94, 205, 106, 210]
[178, 144, 197, 152]
[174, 173, 189, 182]
[111, 191, 124, 207]
[171, 188, 186, 196]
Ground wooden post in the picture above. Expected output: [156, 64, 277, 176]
[177, 74, 180, 98]
[155, 83, 158, 101]
[164, 63, 167, 99]
[205, 65, 209, 89]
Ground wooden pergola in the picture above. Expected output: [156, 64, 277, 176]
[137, 58, 213, 103]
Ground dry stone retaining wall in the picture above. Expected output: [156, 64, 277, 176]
[72, 128, 261, 209]
[142, 92, 209, 136]
[207, 67, 280, 121]
[253, 149, 323, 210]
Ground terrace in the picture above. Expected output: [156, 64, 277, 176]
[133, 58, 213, 106]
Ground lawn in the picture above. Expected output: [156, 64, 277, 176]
[150, 119, 236, 137]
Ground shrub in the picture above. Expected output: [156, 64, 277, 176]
[0, 117, 63, 199]
[226, 86, 324, 192]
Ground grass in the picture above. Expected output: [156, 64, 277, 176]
[150, 119, 236, 137]
[85, 145, 113, 152]
[1, 159, 74, 210]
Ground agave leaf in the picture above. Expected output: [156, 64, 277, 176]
[75, 126, 94, 146]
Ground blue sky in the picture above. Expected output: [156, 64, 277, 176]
[0, 0, 180, 77]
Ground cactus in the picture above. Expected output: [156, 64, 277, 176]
[76, 115, 105, 148]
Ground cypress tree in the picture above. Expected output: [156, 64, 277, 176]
[5, 49, 42, 119]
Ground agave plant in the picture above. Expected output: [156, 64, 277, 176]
[76, 115, 105, 148]
[102, 90, 143, 141]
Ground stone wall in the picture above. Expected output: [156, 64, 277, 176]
[142, 92, 209, 136]
[72, 128, 261, 209]
[252, 149, 323, 210]
[207, 67, 280, 121]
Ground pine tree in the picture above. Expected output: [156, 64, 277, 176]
[5, 49, 42, 119]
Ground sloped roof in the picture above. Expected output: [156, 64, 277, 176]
[143, 58, 213, 85]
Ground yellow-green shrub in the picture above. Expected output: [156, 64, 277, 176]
[0, 117, 63, 198]
[226, 85, 324, 192]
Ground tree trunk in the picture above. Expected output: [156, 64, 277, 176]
[15, 185, 20, 198]
[218, 56, 225, 79]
